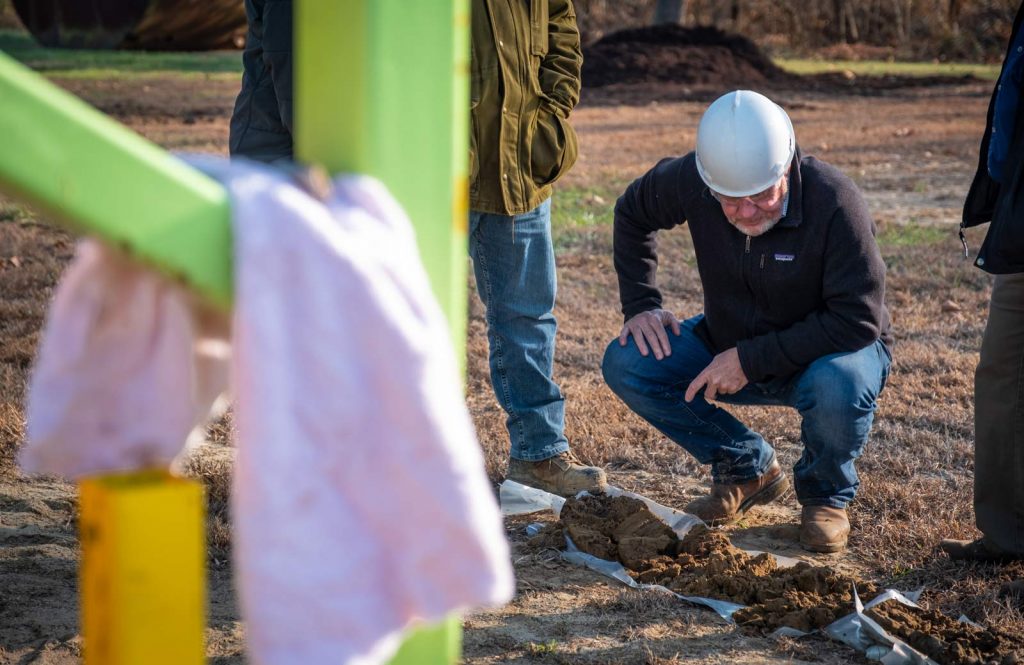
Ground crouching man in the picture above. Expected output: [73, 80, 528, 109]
[601, 90, 892, 553]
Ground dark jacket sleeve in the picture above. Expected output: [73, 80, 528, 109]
[963, 77, 1001, 228]
[540, 0, 582, 117]
[736, 187, 887, 381]
[964, 2, 1024, 229]
[260, 0, 293, 135]
[613, 157, 689, 320]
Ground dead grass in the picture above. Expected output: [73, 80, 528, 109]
[180, 446, 234, 559]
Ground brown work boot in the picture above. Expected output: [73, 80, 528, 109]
[800, 506, 850, 553]
[939, 538, 1022, 563]
[684, 459, 789, 525]
[506, 451, 607, 498]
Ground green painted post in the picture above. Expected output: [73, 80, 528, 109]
[0, 52, 233, 308]
[295, 0, 470, 352]
[295, 2, 471, 662]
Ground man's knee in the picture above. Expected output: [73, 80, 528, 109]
[602, 339, 638, 397]
[799, 354, 881, 418]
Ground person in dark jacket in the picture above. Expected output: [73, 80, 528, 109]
[469, 0, 606, 497]
[601, 90, 892, 553]
[229, 0, 293, 163]
[940, 2, 1024, 563]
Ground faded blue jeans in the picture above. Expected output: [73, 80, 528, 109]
[602, 315, 890, 507]
[469, 199, 568, 461]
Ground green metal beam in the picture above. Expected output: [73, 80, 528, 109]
[0, 52, 233, 308]
[295, 0, 470, 350]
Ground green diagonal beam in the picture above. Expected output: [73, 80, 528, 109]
[0, 52, 233, 308]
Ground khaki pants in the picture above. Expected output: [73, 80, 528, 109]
[975, 272, 1024, 555]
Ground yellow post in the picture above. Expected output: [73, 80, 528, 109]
[79, 471, 206, 665]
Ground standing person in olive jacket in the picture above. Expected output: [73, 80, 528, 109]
[940, 2, 1024, 563]
[229, 0, 293, 163]
[602, 91, 892, 553]
[470, 0, 607, 497]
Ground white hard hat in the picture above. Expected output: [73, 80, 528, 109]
[695, 90, 796, 197]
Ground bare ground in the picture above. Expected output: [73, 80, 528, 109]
[1, 74, 1018, 664]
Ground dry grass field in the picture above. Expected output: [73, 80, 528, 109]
[0, 27, 1018, 665]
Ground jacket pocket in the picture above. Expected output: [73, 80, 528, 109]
[531, 0, 549, 56]
[469, 99, 480, 194]
[529, 106, 578, 187]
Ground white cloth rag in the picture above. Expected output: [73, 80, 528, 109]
[21, 156, 513, 665]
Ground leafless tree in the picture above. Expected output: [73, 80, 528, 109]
[834, 0, 861, 41]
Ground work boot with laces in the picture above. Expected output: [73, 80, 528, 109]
[684, 459, 790, 525]
[506, 451, 607, 497]
[800, 506, 850, 553]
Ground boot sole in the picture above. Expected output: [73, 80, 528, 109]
[737, 473, 791, 514]
[800, 537, 847, 554]
[505, 474, 607, 498]
[705, 473, 791, 526]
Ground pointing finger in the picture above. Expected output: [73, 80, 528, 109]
[685, 373, 707, 402]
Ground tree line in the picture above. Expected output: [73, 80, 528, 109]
[575, 0, 1019, 60]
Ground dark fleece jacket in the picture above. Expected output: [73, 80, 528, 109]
[613, 149, 892, 383]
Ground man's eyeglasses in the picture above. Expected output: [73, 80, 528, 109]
[710, 185, 780, 210]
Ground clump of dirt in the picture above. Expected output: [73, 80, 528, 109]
[867, 601, 1024, 665]
[540, 494, 1024, 664]
[649, 524, 873, 633]
[582, 24, 793, 88]
[554, 494, 678, 568]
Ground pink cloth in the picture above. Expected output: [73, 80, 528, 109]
[21, 240, 229, 476]
[22, 157, 513, 665]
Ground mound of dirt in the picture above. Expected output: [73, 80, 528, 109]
[582, 24, 792, 88]
[535, 494, 1024, 664]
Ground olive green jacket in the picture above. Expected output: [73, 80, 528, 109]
[470, 0, 582, 215]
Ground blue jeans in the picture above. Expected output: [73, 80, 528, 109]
[602, 315, 890, 507]
[469, 199, 568, 461]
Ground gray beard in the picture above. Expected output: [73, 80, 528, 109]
[726, 212, 784, 237]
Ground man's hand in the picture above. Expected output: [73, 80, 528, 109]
[619, 309, 681, 360]
[685, 348, 749, 402]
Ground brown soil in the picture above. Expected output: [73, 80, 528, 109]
[867, 601, 1024, 665]
[545, 494, 1024, 664]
